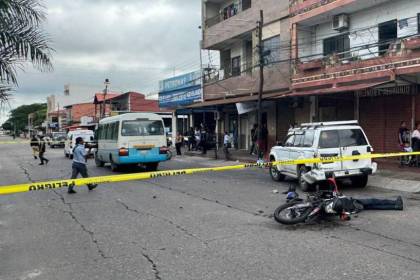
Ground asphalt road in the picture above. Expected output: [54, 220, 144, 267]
[1, 136, 420, 280]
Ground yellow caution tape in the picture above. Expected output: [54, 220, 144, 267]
[0, 151, 419, 196]
[0, 141, 30, 144]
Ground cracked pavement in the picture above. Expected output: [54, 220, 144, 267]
[1, 136, 420, 279]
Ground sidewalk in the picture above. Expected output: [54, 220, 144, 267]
[183, 148, 420, 193]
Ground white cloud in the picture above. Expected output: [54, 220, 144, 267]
[6, 0, 202, 117]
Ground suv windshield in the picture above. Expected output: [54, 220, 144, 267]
[319, 129, 367, 148]
[122, 120, 164, 136]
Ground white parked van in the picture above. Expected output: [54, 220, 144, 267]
[64, 129, 95, 159]
[95, 113, 171, 171]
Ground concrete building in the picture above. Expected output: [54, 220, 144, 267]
[197, 0, 291, 151]
[64, 102, 96, 130]
[289, 0, 420, 152]
[93, 92, 121, 120]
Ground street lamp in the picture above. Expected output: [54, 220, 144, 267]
[102, 78, 110, 119]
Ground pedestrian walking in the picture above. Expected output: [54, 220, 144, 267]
[249, 124, 258, 155]
[30, 135, 39, 160]
[223, 131, 231, 160]
[175, 131, 183, 156]
[38, 136, 49, 165]
[68, 137, 97, 194]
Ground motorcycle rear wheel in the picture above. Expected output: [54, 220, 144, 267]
[274, 201, 314, 225]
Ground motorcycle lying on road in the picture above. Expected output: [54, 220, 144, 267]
[274, 178, 362, 225]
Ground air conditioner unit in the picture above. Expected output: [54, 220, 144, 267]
[332, 14, 349, 31]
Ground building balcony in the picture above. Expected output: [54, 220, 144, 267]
[292, 36, 420, 93]
[290, 0, 342, 17]
[202, 0, 287, 49]
[203, 63, 290, 101]
[290, 0, 390, 24]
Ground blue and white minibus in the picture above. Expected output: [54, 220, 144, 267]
[95, 113, 171, 171]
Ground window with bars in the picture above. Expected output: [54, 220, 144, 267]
[263, 36, 281, 65]
[323, 34, 350, 58]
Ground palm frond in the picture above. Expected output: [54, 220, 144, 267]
[0, 84, 12, 109]
[0, 0, 52, 84]
[0, 0, 45, 26]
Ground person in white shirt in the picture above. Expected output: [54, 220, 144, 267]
[223, 131, 231, 160]
[413, 123, 420, 142]
[411, 123, 420, 167]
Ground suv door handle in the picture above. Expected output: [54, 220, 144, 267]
[352, 150, 360, 162]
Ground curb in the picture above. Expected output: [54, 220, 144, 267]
[183, 152, 420, 194]
[368, 175, 420, 194]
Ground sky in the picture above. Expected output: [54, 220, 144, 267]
[1, 0, 207, 124]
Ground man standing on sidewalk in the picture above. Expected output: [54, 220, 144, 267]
[68, 137, 97, 194]
[250, 124, 258, 155]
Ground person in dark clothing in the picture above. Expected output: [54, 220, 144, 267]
[68, 137, 97, 194]
[30, 136, 39, 160]
[257, 123, 269, 159]
[356, 196, 403, 210]
[175, 132, 183, 156]
[398, 121, 411, 149]
[200, 128, 208, 155]
[250, 124, 258, 155]
[187, 127, 195, 151]
[38, 136, 49, 165]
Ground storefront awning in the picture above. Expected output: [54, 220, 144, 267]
[186, 91, 288, 108]
[176, 107, 218, 114]
[275, 81, 390, 99]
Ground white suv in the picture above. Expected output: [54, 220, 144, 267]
[269, 121, 377, 191]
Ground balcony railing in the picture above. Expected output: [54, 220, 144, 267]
[205, 1, 251, 28]
[290, 0, 339, 16]
[203, 61, 255, 84]
[293, 35, 420, 83]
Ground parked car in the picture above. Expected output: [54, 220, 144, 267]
[269, 120, 377, 191]
[64, 129, 96, 159]
[49, 132, 67, 148]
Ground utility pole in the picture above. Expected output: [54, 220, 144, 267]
[102, 79, 110, 119]
[57, 102, 60, 131]
[257, 10, 264, 160]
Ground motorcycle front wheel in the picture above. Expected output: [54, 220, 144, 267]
[274, 201, 314, 225]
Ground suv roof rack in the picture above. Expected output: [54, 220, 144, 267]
[300, 120, 359, 128]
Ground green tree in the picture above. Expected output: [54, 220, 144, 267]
[1, 121, 12, 131]
[0, 0, 53, 102]
[5, 103, 46, 133]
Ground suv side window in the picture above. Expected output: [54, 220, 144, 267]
[294, 134, 304, 147]
[284, 134, 295, 147]
[319, 130, 340, 148]
[302, 130, 315, 147]
[339, 129, 368, 147]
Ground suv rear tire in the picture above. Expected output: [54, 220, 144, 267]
[269, 162, 285, 182]
[351, 175, 368, 188]
[298, 165, 315, 192]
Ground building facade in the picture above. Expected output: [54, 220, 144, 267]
[289, 0, 420, 152]
[199, 0, 291, 151]
[64, 102, 96, 130]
